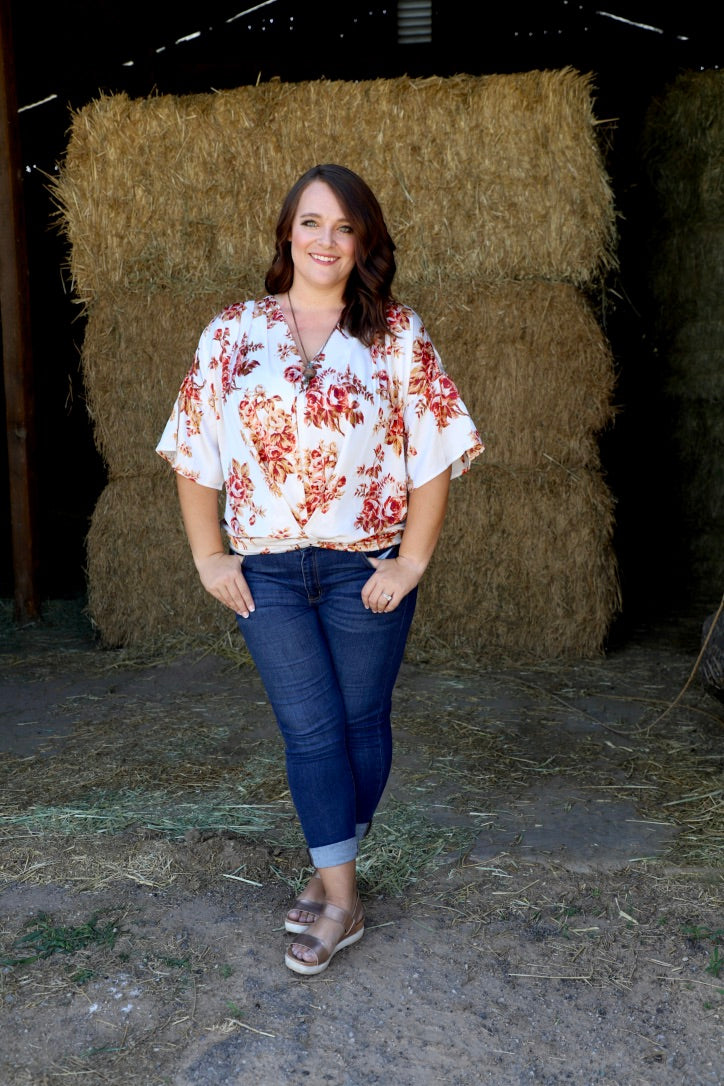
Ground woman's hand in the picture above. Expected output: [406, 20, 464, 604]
[196, 552, 255, 618]
[174, 477, 255, 618]
[361, 555, 425, 613]
[361, 467, 452, 613]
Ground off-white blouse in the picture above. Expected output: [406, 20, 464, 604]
[157, 295, 483, 554]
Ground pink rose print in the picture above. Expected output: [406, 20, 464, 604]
[284, 361, 306, 384]
[226, 459, 266, 532]
[179, 361, 204, 436]
[382, 494, 406, 523]
[409, 335, 464, 430]
[227, 458, 254, 505]
[301, 442, 346, 517]
[383, 406, 406, 455]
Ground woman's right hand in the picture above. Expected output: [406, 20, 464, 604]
[195, 552, 255, 618]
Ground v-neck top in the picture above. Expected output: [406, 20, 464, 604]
[156, 295, 483, 554]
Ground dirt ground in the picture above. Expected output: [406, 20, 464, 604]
[0, 599, 722, 1086]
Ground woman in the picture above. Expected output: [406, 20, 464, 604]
[157, 164, 483, 975]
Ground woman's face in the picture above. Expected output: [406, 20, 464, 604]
[288, 180, 357, 296]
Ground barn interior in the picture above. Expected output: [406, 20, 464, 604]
[2, 1, 722, 649]
[1, 10, 722, 1083]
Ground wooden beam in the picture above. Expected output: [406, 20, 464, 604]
[0, 0, 40, 622]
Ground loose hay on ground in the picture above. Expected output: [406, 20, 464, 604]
[1, 631, 720, 891]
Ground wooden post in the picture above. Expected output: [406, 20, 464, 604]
[0, 0, 40, 622]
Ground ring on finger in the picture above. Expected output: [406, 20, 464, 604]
[381, 592, 393, 601]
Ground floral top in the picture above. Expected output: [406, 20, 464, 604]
[156, 296, 483, 554]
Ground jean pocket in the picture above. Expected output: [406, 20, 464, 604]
[361, 545, 398, 568]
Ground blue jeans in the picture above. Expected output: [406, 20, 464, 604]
[235, 546, 417, 868]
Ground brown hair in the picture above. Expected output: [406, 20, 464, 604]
[264, 164, 397, 346]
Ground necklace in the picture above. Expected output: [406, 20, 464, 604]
[287, 293, 340, 388]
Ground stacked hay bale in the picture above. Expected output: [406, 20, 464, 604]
[53, 70, 620, 659]
[641, 70, 724, 607]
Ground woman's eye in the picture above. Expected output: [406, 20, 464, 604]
[298, 219, 352, 233]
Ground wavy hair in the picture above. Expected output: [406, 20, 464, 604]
[264, 164, 397, 346]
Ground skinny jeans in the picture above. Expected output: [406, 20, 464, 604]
[235, 546, 416, 868]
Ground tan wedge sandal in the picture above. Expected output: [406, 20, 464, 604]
[285, 897, 365, 976]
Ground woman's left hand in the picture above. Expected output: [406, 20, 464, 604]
[361, 555, 425, 613]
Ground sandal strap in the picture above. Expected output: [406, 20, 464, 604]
[290, 931, 326, 960]
[290, 900, 359, 951]
[288, 897, 324, 916]
[286, 872, 324, 920]
[318, 901, 352, 927]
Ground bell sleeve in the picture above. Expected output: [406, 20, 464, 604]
[156, 321, 225, 489]
[402, 317, 484, 490]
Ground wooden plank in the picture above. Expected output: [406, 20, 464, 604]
[0, 0, 40, 622]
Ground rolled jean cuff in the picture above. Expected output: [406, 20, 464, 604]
[356, 822, 370, 842]
[308, 835, 358, 869]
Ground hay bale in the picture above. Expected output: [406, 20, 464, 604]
[52, 70, 615, 303]
[700, 609, 724, 704]
[86, 475, 233, 646]
[642, 70, 724, 225]
[412, 462, 619, 660]
[664, 319, 724, 390]
[688, 527, 724, 599]
[82, 281, 619, 657]
[80, 291, 235, 477]
[667, 397, 724, 515]
[412, 279, 616, 469]
[647, 226, 724, 337]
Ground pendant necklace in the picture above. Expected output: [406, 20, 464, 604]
[287, 292, 339, 388]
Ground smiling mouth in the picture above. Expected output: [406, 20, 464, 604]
[311, 254, 337, 263]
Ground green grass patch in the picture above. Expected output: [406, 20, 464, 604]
[1, 911, 120, 967]
[0, 788, 289, 838]
[358, 799, 474, 895]
[683, 924, 724, 979]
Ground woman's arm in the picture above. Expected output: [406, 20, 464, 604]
[362, 465, 452, 613]
[176, 474, 255, 617]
